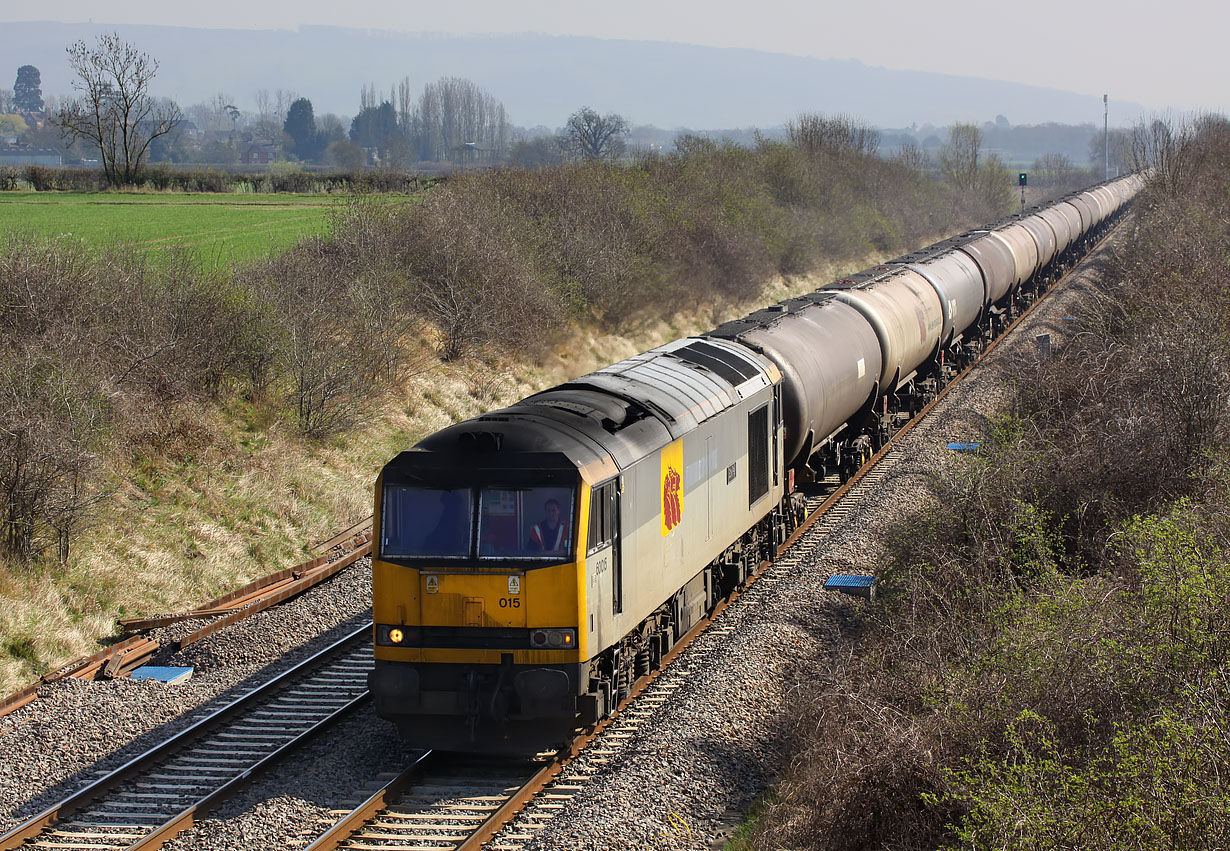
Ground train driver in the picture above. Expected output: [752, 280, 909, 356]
[528, 498, 568, 553]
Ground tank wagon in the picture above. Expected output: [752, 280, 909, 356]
[370, 174, 1145, 753]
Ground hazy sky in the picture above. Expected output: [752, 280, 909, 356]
[5, 0, 1223, 115]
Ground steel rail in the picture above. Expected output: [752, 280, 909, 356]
[0, 622, 373, 851]
[301, 751, 437, 851]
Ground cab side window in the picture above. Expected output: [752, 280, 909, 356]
[587, 480, 616, 554]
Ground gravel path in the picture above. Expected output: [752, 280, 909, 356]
[0, 236, 1123, 850]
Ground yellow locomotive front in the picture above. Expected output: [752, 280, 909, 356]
[370, 431, 607, 754]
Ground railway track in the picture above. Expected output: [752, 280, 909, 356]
[0, 625, 374, 851]
[0, 222, 1123, 851]
[300, 224, 1118, 851]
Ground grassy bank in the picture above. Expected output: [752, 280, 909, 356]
[0, 133, 1004, 694]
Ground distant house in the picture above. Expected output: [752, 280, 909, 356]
[0, 146, 62, 166]
[241, 141, 278, 165]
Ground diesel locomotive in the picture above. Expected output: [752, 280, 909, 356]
[369, 174, 1145, 753]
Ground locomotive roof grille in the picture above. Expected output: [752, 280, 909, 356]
[671, 341, 761, 385]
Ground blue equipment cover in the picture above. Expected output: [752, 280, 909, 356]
[130, 666, 194, 684]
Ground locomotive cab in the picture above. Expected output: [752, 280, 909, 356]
[371, 437, 604, 754]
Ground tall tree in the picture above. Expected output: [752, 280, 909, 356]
[412, 77, 508, 162]
[938, 123, 982, 192]
[350, 101, 398, 148]
[562, 107, 629, 161]
[283, 97, 321, 161]
[54, 35, 181, 186]
[786, 112, 879, 156]
[13, 65, 43, 112]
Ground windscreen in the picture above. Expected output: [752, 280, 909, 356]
[478, 487, 575, 559]
[381, 486, 473, 559]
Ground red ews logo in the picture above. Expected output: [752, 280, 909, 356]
[663, 467, 682, 531]
[660, 439, 684, 536]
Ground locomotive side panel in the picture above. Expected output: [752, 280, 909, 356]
[602, 379, 780, 645]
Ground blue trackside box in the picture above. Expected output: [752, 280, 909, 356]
[130, 666, 194, 684]
[946, 442, 982, 452]
[824, 574, 877, 599]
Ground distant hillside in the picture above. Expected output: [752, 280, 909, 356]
[0, 22, 1146, 131]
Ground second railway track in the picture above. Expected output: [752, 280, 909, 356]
[0, 625, 373, 851]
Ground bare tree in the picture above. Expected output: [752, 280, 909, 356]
[939, 122, 982, 192]
[413, 77, 509, 162]
[786, 112, 880, 156]
[892, 138, 929, 170]
[1030, 152, 1088, 193]
[1131, 114, 1196, 197]
[0, 354, 108, 563]
[562, 107, 629, 161]
[939, 122, 1012, 215]
[396, 76, 414, 137]
[54, 33, 181, 186]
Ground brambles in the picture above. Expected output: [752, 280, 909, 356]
[749, 116, 1230, 849]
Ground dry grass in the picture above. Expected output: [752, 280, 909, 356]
[0, 254, 887, 694]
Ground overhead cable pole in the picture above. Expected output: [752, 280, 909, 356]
[1104, 94, 1109, 180]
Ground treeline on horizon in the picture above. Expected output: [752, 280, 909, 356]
[0, 119, 1010, 569]
[3, 54, 1133, 174]
[738, 114, 1230, 850]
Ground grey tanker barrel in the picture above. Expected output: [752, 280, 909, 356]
[1089, 185, 1117, 221]
[1035, 204, 1078, 256]
[993, 221, 1042, 286]
[820, 267, 945, 393]
[1063, 194, 1098, 233]
[1015, 214, 1059, 270]
[706, 293, 881, 469]
[1079, 188, 1108, 224]
[888, 245, 986, 346]
[1097, 182, 1123, 211]
[936, 230, 1016, 306]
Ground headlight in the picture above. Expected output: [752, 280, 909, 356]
[375, 625, 418, 646]
[530, 628, 576, 649]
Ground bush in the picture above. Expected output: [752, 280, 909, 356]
[746, 117, 1230, 849]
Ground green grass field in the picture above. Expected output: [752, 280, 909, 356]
[0, 191, 343, 265]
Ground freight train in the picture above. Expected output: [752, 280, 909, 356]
[369, 174, 1144, 753]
